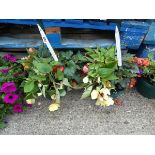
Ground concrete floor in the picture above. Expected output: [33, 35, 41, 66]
[0, 89, 155, 135]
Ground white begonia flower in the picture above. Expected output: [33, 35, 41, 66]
[100, 88, 111, 96]
[48, 103, 60, 112]
[51, 94, 56, 100]
[26, 99, 35, 104]
[21, 56, 28, 60]
[37, 93, 42, 97]
[98, 95, 104, 102]
[97, 77, 101, 83]
[103, 94, 109, 100]
[91, 90, 99, 100]
[38, 83, 42, 88]
[83, 76, 89, 83]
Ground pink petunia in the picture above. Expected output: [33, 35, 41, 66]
[13, 104, 23, 113]
[0, 68, 10, 74]
[0, 82, 17, 93]
[3, 54, 16, 63]
[3, 94, 19, 104]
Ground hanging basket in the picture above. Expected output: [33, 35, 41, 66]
[137, 78, 155, 99]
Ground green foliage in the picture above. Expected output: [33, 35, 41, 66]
[81, 47, 118, 99]
[34, 62, 51, 74]
[85, 46, 118, 82]
[24, 81, 35, 93]
[81, 86, 93, 99]
[59, 51, 87, 83]
[142, 53, 155, 85]
[37, 44, 51, 58]
[1, 45, 144, 127]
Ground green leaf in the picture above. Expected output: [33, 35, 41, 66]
[63, 78, 71, 87]
[24, 81, 35, 93]
[55, 70, 64, 80]
[0, 122, 7, 129]
[59, 89, 66, 97]
[81, 86, 93, 99]
[98, 68, 115, 78]
[104, 74, 118, 81]
[59, 51, 73, 60]
[0, 104, 4, 109]
[42, 85, 48, 97]
[33, 61, 51, 74]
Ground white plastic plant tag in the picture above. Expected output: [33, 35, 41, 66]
[115, 26, 122, 67]
[37, 24, 58, 61]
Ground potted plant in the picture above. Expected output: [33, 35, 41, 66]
[136, 53, 155, 99]
[81, 47, 141, 106]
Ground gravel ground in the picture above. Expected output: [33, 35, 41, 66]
[0, 89, 155, 135]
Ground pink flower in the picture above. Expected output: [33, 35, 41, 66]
[0, 82, 17, 93]
[0, 68, 10, 74]
[3, 54, 16, 63]
[82, 65, 89, 74]
[3, 94, 19, 104]
[13, 104, 23, 113]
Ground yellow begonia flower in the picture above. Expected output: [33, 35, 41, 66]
[91, 90, 99, 100]
[83, 76, 89, 83]
[48, 103, 60, 112]
[102, 97, 114, 106]
[98, 95, 104, 101]
[26, 99, 35, 104]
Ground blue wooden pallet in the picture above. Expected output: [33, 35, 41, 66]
[0, 19, 150, 50]
[120, 21, 149, 49]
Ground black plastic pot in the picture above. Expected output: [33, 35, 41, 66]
[137, 78, 155, 99]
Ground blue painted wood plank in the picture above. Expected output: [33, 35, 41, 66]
[120, 20, 149, 49]
[121, 20, 149, 29]
[46, 33, 61, 45]
[144, 22, 155, 44]
[0, 19, 116, 30]
[120, 27, 148, 34]
[42, 20, 116, 30]
[0, 37, 115, 49]
[0, 19, 37, 25]
[64, 19, 83, 24]
[0, 37, 42, 48]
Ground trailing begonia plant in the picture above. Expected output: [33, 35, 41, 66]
[20, 45, 87, 112]
[81, 47, 118, 106]
[80, 47, 142, 106]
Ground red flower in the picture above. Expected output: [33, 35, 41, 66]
[134, 57, 150, 67]
[143, 58, 150, 66]
[52, 65, 64, 72]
